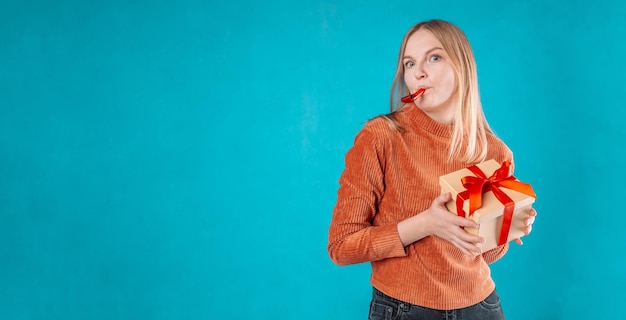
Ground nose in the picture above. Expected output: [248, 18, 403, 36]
[413, 63, 426, 79]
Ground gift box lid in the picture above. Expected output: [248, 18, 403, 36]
[439, 159, 535, 218]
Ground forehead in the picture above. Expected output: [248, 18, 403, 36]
[404, 29, 444, 56]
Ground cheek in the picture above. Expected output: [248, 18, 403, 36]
[442, 69, 457, 94]
[403, 72, 414, 87]
[444, 68, 456, 86]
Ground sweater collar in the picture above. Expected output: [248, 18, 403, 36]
[403, 105, 453, 138]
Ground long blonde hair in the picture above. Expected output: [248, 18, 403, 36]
[386, 19, 491, 163]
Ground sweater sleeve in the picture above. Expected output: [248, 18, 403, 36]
[327, 122, 407, 266]
[482, 243, 509, 264]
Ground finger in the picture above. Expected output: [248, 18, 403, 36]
[515, 238, 523, 245]
[529, 208, 537, 216]
[461, 217, 480, 229]
[434, 192, 452, 206]
[449, 215, 479, 228]
[525, 216, 535, 226]
[519, 224, 532, 236]
[455, 228, 485, 244]
[452, 235, 483, 255]
[525, 225, 532, 235]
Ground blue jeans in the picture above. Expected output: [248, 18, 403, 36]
[368, 287, 505, 320]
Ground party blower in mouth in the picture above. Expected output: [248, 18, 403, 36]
[400, 88, 426, 103]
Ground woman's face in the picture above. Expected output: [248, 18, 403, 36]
[402, 29, 457, 123]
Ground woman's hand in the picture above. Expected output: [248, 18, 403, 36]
[514, 207, 537, 245]
[398, 193, 485, 257]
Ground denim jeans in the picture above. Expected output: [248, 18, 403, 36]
[368, 287, 505, 320]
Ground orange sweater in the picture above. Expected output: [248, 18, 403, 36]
[328, 106, 514, 310]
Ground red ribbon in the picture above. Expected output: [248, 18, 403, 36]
[400, 88, 426, 103]
[455, 161, 536, 246]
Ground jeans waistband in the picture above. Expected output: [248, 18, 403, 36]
[373, 287, 409, 305]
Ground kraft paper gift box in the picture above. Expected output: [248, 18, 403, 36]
[439, 159, 537, 252]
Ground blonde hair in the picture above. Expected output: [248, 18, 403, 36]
[385, 19, 491, 163]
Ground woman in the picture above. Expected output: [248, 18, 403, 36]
[327, 19, 537, 319]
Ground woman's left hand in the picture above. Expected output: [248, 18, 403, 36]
[514, 208, 537, 245]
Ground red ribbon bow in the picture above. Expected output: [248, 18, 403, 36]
[455, 161, 536, 246]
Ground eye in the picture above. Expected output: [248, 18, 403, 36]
[404, 61, 415, 68]
[429, 54, 442, 62]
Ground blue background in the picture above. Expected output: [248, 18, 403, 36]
[1, 0, 625, 319]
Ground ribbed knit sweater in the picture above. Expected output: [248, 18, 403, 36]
[328, 105, 514, 310]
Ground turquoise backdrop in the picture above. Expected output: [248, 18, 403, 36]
[1, 1, 625, 319]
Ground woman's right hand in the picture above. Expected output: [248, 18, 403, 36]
[424, 192, 485, 257]
[398, 192, 484, 257]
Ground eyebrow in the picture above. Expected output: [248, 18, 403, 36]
[403, 47, 445, 60]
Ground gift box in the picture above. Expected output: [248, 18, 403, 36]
[439, 159, 536, 252]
